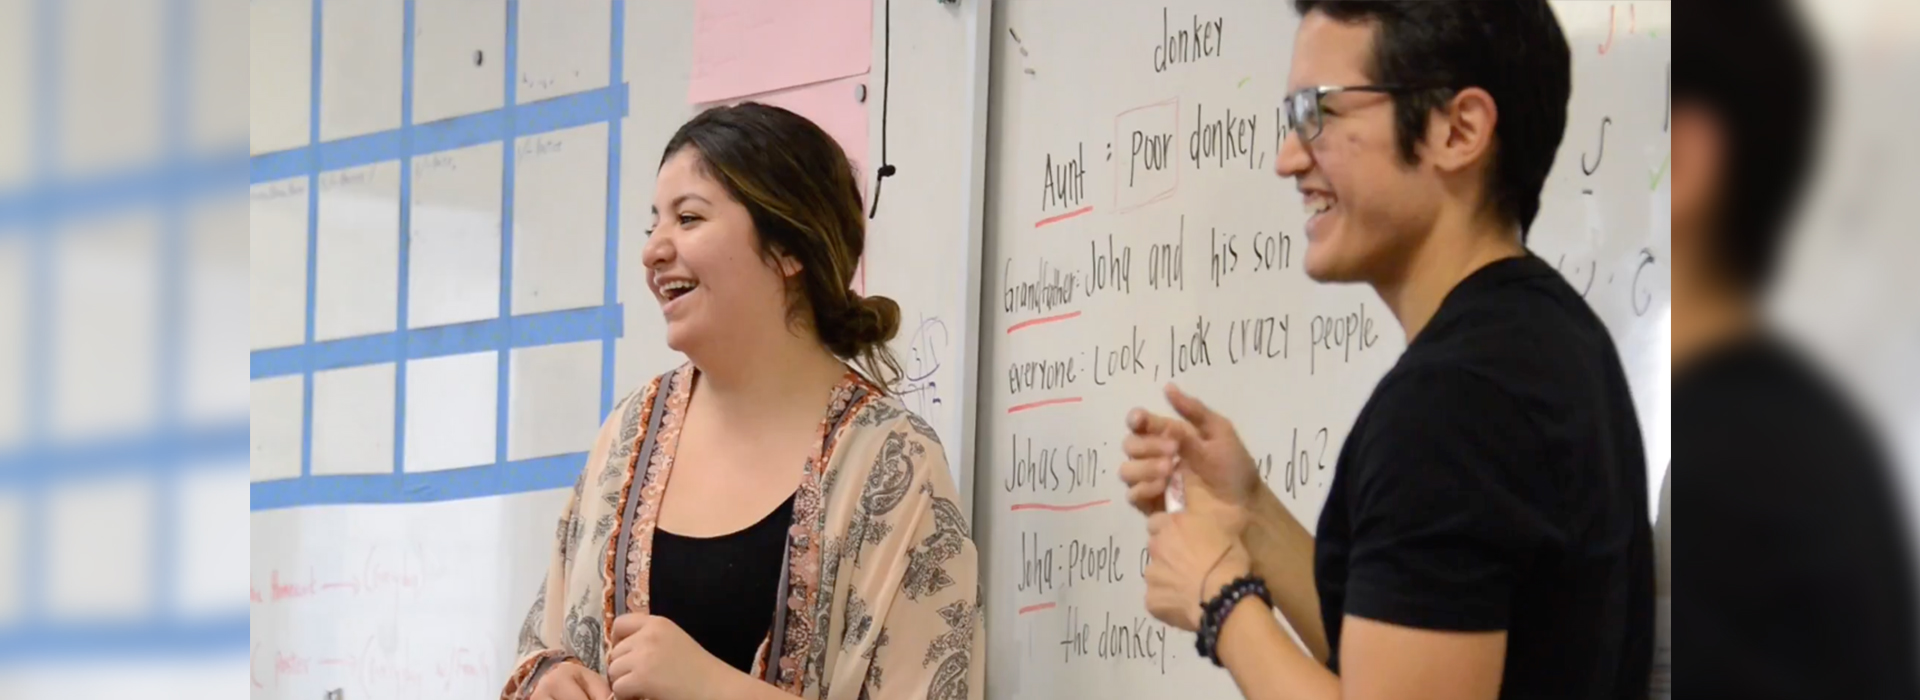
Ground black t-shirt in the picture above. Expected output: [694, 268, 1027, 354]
[1677, 335, 1920, 698]
[1313, 254, 1654, 698]
[649, 494, 795, 673]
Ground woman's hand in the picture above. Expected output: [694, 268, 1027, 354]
[1122, 383, 1262, 520]
[531, 660, 613, 700]
[1144, 510, 1253, 632]
[608, 614, 735, 700]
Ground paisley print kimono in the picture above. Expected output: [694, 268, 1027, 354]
[501, 364, 984, 700]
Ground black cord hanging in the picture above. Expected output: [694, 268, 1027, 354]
[867, 0, 896, 219]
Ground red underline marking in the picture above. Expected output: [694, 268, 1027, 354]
[1010, 499, 1111, 512]
[1007, 311, 1081, 334]
[1006, 397, 1082, 414]
[1034, 205, 1094, 228]
[1018, 602, 1058, 615]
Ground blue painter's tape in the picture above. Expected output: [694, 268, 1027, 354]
[0, 614, 249, 665]
[408, 110, 507, 154]
[498, 1, 521, 468]
[0, 0, 645, 665]
[248, 304, 623, 381]
[153, 0, 195, 626]
[246, 85, 629, 185]
[0, 424, 249, 485]
[19, 0, 59, 637]
[600, 0, 626, 420]
[31, 0, 55, 178]
[511, 85, 628, 136]
[0, 155, 244, 230]
[301, 0, 326, 481]
[248, 452, 584, 511]
[396, 0, 417, 478]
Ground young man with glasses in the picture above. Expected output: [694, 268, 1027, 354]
[1120, 2, 1653, 699]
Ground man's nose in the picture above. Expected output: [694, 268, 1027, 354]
[1276, 125, 1313, 178]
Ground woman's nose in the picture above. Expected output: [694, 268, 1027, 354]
[641, 227, 672, 269]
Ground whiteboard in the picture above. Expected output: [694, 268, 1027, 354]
[246, 1, 990, 698]
[973, 2, 1671, 698]
[0, 0, 250, 695]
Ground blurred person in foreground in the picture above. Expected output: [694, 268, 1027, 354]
[1119, 2, 1653, 699]
[1670, 1, 1920, 697]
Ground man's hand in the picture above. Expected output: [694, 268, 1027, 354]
[608, 614, 733, 700]
[530, 660, 613, 700]
[1122, 383, 1262, 516]
[1144, 509, 1253, 631]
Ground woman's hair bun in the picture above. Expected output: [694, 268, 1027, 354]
[836, 293, 901, 350]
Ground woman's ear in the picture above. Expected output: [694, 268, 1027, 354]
[775, 253, 804, 278]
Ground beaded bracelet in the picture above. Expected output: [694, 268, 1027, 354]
[1194, 574, 1273, 667]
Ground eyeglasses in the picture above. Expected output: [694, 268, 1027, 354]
[1283, 84, 1456, 143]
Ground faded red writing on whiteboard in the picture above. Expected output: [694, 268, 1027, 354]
[362, 636, 430, 699]
[361, 544, 426, 596]
[357, 633, 497, 700]
[271, 569, 317, 601]
[433, 645, 496, 689]
[276, 650, 311, 679]
[254, 543, 449, 605]
[253, 634, 499, 698]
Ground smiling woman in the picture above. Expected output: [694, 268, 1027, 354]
[501, 103, 983, 700]
[645, 104, 904, 389]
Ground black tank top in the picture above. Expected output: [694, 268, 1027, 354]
[648, 493, 796, 673]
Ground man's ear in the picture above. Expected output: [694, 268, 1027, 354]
[1427, 87, 1499, 175]
[1669, 103, 1723, 248]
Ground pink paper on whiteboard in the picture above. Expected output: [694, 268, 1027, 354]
[688, 0, 873, 105]
[742, 74, 871, 175]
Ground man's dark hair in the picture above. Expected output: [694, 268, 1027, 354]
[1674, 0, 1822, 292]
[1293, 0, 1571, 241]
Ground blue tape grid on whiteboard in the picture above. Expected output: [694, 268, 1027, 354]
[0, 0, 629, 662]
[0, 0, 251, 663]
[248, 0, 629, 512]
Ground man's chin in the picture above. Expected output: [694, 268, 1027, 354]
[1303, 253, 1364, 284]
